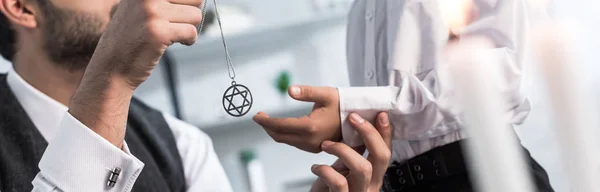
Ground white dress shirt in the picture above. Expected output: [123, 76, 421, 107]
[338, 0, 530, 162]
[4, 68, 233, 192]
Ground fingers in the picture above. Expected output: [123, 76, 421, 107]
[348, 113, 391, 166]
[160, 1, 203, 46]
[330, 145, 365, 171]
[167, 22, 198, 45]
[162, 3, 203, 24]
[311, 165, 349, 192]
[288, 85, 337, 105]
[253, 112, 312, 134]
[263, 129, 303, 146]
[330, 159, 347, 173]
[148, 2, 202, 45]
[167, 0, 204, 7]
[322, 141, 371, 191]
[375, 112, 392, 151]
[349, 112, 392, 190]
[309, 177, 329, 192]
[164, 4, 202, 45]
[254, 112, 322, 153]
[371, 112, 393, 189]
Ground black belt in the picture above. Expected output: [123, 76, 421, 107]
[381, 140, 468, 192]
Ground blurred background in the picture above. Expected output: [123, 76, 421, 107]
[1, 0, 598, 191]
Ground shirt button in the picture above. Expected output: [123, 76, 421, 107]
[367, 70, 374, 79]
[366, 11, 373, 21]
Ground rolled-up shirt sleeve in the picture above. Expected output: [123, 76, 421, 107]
[338, 77, 465, 147]
[32, 112, 144, 192]
[339, 0, 530, 147]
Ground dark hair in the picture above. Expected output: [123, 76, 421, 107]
[0, 12, 16, 61]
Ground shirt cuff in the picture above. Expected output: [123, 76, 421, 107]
[38, 112, 145, 192]
[338, 87, 396, 147]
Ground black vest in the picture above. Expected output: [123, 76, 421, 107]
[0, 74, 186, 192]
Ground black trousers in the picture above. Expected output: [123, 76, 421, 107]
[382, 140, 554, 192]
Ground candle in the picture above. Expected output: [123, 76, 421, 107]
[532, 25, 600, 192]
[439, 0, 477, 34]
[437, 0, 534, 190]
[440, 37, 535, 192]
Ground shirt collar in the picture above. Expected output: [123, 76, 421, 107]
[6, 67, 68, 141]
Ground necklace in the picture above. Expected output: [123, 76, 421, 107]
[197, 0, 253, 117]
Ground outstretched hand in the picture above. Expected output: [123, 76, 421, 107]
[253, 85, 342, 153]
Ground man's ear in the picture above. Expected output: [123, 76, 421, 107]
[0, 0, 38, 29]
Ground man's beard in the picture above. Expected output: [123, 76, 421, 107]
[39, 2, 117, 71]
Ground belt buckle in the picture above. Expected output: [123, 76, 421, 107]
[384, 152, 450, 191]
[384, 161, 415, 191]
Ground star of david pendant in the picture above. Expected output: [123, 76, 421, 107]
[222, 81, 253, 117]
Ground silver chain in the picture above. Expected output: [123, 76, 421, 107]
[197, 0, 236, 80]
[196, 0, 208, 34]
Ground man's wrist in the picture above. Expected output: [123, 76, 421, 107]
[69, 72, 135, 148]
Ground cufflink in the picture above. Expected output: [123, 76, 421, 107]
[107, 167, 122, 187]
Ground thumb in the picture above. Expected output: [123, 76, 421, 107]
[375, 112, 392, 150]
[288, 85, 337, 104]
